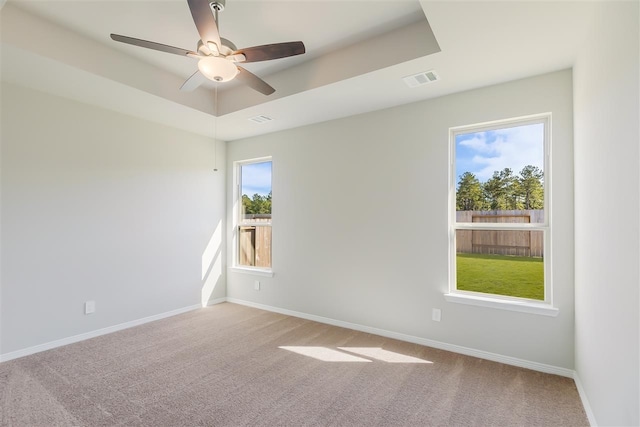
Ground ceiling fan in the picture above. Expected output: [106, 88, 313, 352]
[110, 0, 305, 95]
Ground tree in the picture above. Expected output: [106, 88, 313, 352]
[251, 194, 265, 214]
[242, 194, 253, 215]
[242, 192, 272, 215]
[456, 172, 485, 210]
[456, 165, 544, 211]
[264, 191, 272, 214]
[483, 168, 517, 210]
[517, 165, 544, 209]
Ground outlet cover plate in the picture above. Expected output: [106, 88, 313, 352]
[85, 300, 95, 314]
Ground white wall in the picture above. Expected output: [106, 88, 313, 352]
[227, 70, 575, 369]
[0, 83, 226, 357]
[573, 2, 640, 426]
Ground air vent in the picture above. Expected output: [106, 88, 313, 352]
[403, 70, 440, 88]
[248, 115, 273, 124]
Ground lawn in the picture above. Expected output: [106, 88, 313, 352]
[456, 253, 544, 300]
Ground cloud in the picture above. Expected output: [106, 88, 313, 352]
[456, 123, 544, 182]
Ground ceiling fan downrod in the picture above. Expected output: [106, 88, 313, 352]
[209, 0, 225, 49]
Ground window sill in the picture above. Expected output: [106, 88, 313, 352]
[229, 267, 274, 277]
[444, 292, 559, 317]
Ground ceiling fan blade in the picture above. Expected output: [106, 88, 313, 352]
[236, 66, 275, 95]
[180, 70, 209, 92]
[232, 41, 305, 63]
[187, 0, 222, 51]
[110, 34, 196, 56]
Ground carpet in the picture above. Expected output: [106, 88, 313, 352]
[0, 302, 588, 426]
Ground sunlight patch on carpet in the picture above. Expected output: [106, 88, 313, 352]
[279, 346, 433, 364]
[339, 347, 433, 364]
[279, 346, 371, 362]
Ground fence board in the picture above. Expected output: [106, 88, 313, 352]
[456, 210, 544, 257]
[239, 216, 272, 267]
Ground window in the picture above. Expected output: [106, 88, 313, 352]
[236, 158, 272, 271]
[447, 114, 555, 314]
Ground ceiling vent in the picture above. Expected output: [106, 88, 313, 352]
[248, 115, 273, 124]
[403, 70, 440, 88]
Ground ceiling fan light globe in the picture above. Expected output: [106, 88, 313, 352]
[198, 56, 238, 82]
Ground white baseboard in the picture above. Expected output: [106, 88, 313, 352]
[573, 373, 597, 426]
[226, 297, 575, 378]
[1, 295, 577, 380]
[0, 303, 209, 363]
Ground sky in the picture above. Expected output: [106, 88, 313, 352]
[241, 161, 272, 197]
[455, 122, 544, 183]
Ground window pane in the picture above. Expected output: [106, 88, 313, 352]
[240, 161, 272, 221]
[456, 229, 544, 300]
[238, 160, 272, 269]
[239, 225, 272, 268]
[455, 123, 544, 222]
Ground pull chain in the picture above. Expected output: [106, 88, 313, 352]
[213, 83, 218, 172]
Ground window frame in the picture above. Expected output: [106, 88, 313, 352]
[232, 156, 273, 276]
[445, 113, 558, 316]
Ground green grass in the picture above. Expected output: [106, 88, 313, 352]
[456, 253, 544, 300]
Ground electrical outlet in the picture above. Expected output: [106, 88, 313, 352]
[432, 308, 441, 322]
[254, 281, 260, 291]
[85, 300, 96, 315]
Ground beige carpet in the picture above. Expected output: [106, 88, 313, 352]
[0, 302, 588, 426]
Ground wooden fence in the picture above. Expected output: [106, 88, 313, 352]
[239, 215, 271, 267]
[456, 210, 544, 257]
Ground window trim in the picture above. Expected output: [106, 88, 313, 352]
[228, 266, 275, 277]
[443, 292, 559, 317]
[234, 156, 273, 274]
[446, 113, 557, 315]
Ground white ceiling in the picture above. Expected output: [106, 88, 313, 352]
[1, 0, 596, 141]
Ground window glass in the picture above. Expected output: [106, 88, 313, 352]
[455, 230, 545, 300]
[238, 160, 272, 269]
[451, 117, 548, 301]
[455, 122, 544, 221]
